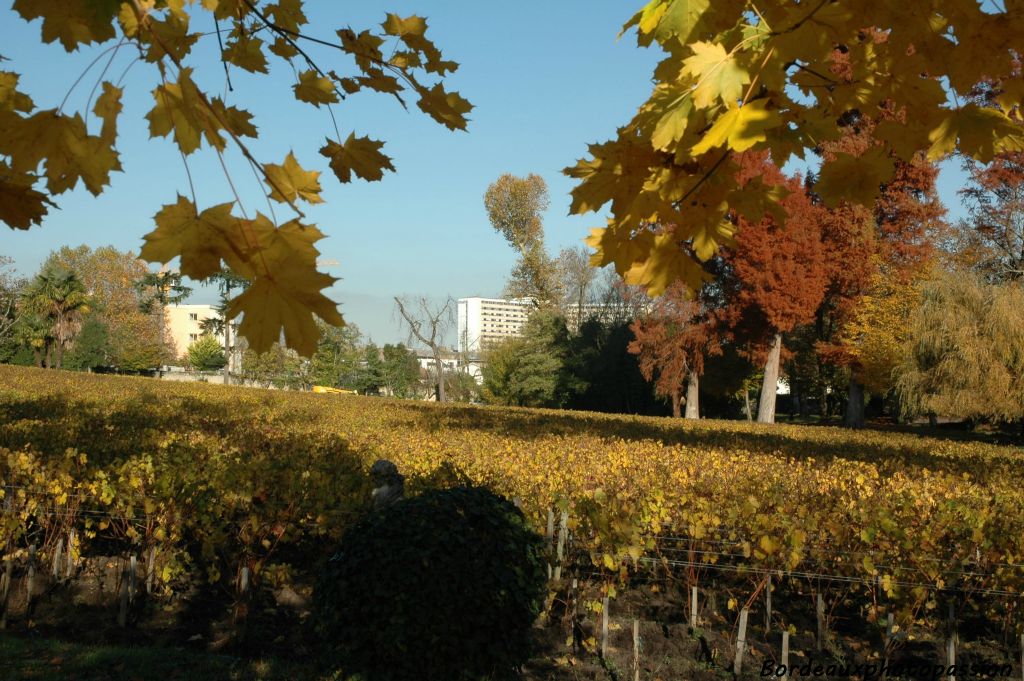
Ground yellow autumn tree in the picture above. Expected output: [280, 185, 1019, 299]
[567, 2, 1024, 298]
[0, 1, 471, 356]
[836, 261, 925, 397]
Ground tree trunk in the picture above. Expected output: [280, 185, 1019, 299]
[670, 389, 681, 418]
[821, 384, 830, 420]
[223, 320, 231, 386]
[756, 333, 783, 424]
[44, 344, 52, 369]
[928, 412, 938, 428]
[33, 348, 42, 368]
[684, 372, 699, 419]
[743, 386, 752, 421]
[434, 350, 446, 402]
[843, 379, 865, 428]
[157, 307, 165, 379]
[54, 342, 64, 369]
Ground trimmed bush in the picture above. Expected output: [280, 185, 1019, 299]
[313, 486, 547, 681]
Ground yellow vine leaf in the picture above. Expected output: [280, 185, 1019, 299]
[690, 216, 734, 261]
[140, 196, 239, 280]
[690, 100, 780, 155]
[11, 0, 118, 51]
[815, 146, 895, 208]
[319, 133, 395, 183]
[727, 178, 790, 224]
[293, 70, 339, 107]
[621, 229, 710, 297]
[382, 14, 427, 38]
[416, 84, 473, 131]
[624, 0, 711, 46]
[682, 41, 749, 109]
[264, 152, 323, 205]
[146, 68, 222, 154]
[142, 9, 197, 64]
[647, 85, 694, 151]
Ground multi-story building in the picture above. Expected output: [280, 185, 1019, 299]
[456, 297, 535, 354]
[166, 304, 222, 362]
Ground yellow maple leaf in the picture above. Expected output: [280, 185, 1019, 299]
[0, 166, 54, 229]
[927, 104, 1024, 164]
[146, 68, 228, 154]
[382, 14, 427, 37]
[622, 229, 710, 296]
[815, 146, 895, 208]
[92, 82, 122, 143]
[0, 72, 34, 114]
[682, 41, 749, 109]
[415, 83, 472, 131]
[140, 196, 239, 280]
[12, 0, 118, 51]
[264, 152, 323, 205]
[293, 70, 339, 108]
[319, 133, 395, 183]
[691, 100, 780, 155]
[223, 34, 268, 74]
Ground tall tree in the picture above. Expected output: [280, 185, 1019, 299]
[954, 152, 1024, 282]
[557, 246, 598, 330]
[896, 270, 1024, 425]
[3, 2, 472, 357]
[308, 320, 363, 389]
[136, 269, 191, 376]
[481, 310, 575, 408]
[628, 282, 718, 418]
[186, 334, 227, 372]
[484, 174, 561, 305]
[720, 154, 828, 424]
[394, 296, 453, 402]
[200, 269, 249, 385]
[0, 256, 25, 360]
[22, 264, 91, 369]
[381, 343, 421, 398]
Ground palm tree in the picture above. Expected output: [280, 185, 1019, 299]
[135, 269, 191, 377]
[22, 265, 91, 369]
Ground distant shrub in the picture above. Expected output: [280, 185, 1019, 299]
[313, 486, 546, 681]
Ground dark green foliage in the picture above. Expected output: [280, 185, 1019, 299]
[313, 486, 547, 681]
[63, 314, 111, 370]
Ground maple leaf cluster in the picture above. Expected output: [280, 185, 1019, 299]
[1, 0, 472, 356]
[569, 0, 1024, 299]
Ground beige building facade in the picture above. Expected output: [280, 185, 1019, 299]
[166, 304, 222, 362]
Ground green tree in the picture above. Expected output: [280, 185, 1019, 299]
[0, 256, 25, 362]
[381, 343, 421, 398]
[186, 334, 227, 372]
[22, 264, 91, 369]
[356, 343, 386, 395]
[63, 313, 110, 371]
[481, 310, 576, 408]
[239, 341, 308, 389]
[200, 269, 249, 385]
[308, 321, 363, 388]
[136, 269, 191, 376]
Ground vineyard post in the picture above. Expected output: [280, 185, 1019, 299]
[66, 530, 76, 580]
[781, 629, 790, 681]
[815, 593, 825, 652]
[546, 509, 554, 581]
[947, 602, 957, 681]
[26, 543, 36, 617]
[51, 538, 63, 581]
[734, 607, 749, 675]
[146, 545, 157, 594]
[882, 611, 895, 680]
[554, 511, 568, 582]
[690, 585, 698, 629]
[601, 595, 610, 658]
[632, 618, 640, 681]
[129, 554, 138, 605]
[0, 546, 12, 629]
[571, 578, 579, 654]
[118, 555, 130, 627]
[765, 575, 772, 632]
[1019, 632, 1022, 681]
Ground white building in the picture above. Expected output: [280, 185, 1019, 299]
[166, 304, 222, 361]
[457, 297, 535, 354]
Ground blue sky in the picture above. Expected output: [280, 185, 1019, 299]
[1, 2, 969, 344]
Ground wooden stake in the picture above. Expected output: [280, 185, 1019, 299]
[765, 575, 772, 631]
[734, 607, 749, 676]
[781, 629, 790, 681]
[1019, 632, 1023, 681]
[25, 544, 36, 614]
[0, 550, 12, 629]
[129, 554, 137, 604]
[690, 585, 698, 629]
[65, 531, 76, 580]
[553, 511, 568, 582]
[546, 509, 554, 580]
[118, 556, 129, 627]
[239, 566, 250, 595]
[146, 545, 156, 595]
[946, 636, 956, 681]
[632, 618, 640, 681]
[51, 539, 63, 580]
[815, 593, 825, 652]
[601, 595, 610, 658]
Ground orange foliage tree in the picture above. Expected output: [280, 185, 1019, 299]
[718, 153, 828, 423]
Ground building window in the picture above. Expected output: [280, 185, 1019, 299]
[189, 333, 198, 341]
[189, 313, 198, 321]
